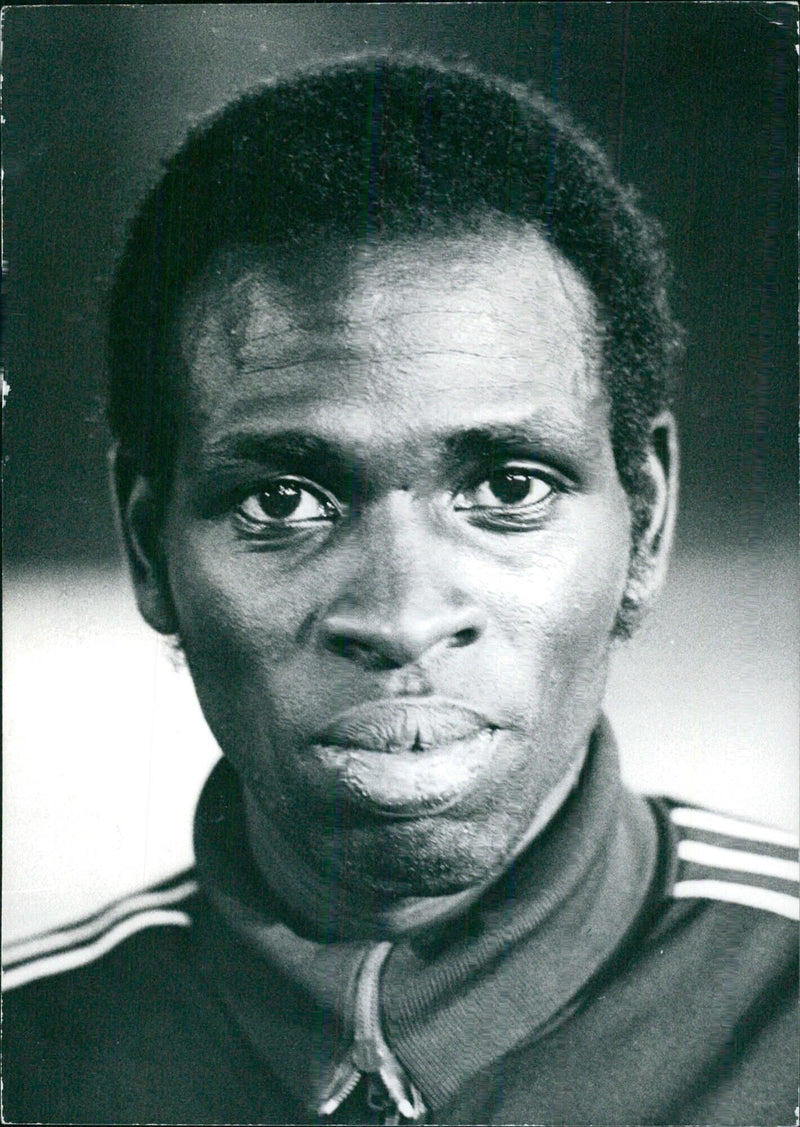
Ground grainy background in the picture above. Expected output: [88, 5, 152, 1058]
[3, 3, 797, 943]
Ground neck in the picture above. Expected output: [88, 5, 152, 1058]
[243, 747, 587, 942]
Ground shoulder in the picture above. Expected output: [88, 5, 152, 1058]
[1, 871, 241, 1123]
[2, 869, 200, 995]
[635, 801, 798, 1122]
[637, 797, 798, 1018]
[656, 799, 798, 923]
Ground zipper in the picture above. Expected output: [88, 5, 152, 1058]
[317, 941, 427, 1123]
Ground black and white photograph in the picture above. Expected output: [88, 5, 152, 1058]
[2, 4, 798, 1124]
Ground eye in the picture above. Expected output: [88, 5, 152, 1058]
[235, 477, 341, 530]
[453, 465, 558, 523]
[470, 469, 552, 508]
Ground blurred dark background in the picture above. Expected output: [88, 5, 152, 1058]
[3, 2, 798, 563]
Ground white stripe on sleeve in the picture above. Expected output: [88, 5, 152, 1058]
[677, 839, 799, 883]
[2, 909, 192, 991]
[670, 807, 798, 849]
[3, 880, 198, 966]
[672, 879, 799, 921]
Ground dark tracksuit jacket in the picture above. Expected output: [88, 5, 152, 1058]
[3, 724, 797, 1125]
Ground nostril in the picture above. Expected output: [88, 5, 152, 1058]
[321, 607, 484, 667]
[449, 627, 480, 649]
[324, 633, 399, 671]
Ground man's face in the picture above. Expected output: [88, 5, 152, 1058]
[157, 225, 633, 897]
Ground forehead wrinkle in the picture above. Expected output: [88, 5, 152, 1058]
[342, 242, 602, 383]
[180, 228, 608, 433]
[331, 305, 591, 356]
[236, 287, 365, 376]
[236, 353, 356, 377]
[240, 318, 343, 344]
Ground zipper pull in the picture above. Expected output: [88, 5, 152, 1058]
[365, 1073, 402, 1125]
[353, 942, 426, 1123]
[316, 942, 426, 1123]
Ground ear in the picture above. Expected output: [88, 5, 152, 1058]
[617, 411, 679, 637]
[109, 445, 179, 636]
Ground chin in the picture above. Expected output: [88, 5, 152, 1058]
[305, 815, 521, 899]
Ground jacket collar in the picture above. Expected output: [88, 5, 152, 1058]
[192, 718, 658, 1113]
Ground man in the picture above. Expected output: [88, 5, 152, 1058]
[3, 56, 797, 1125]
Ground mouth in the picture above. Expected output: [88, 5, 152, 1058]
[300, 699, 502, 818]
[312, 700, 495, 754]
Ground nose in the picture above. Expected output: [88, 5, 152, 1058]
[318, 493, 487, 671]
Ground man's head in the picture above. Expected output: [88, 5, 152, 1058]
[110, 57, 679, 922]
[109, 56, 680, 528]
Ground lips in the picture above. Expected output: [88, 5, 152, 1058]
[298, 699, 503, 817]
[312, 700, 494, 754]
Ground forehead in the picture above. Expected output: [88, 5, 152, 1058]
[177, 225, 606, 454]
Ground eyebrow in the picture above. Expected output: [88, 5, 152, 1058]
[196, 408, 605, 484]
[198, 431, 353, 486]
[444, 414, 605, 468]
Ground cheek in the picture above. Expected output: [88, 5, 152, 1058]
[482, 510, 631, 700]
[162, 536, 329, 793]
[498, 534, 627, 632]
[163, 527, 318, 685]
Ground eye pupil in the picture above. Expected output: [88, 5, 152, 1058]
[259, 481, 302, 519]
[490, 471, 531, 505]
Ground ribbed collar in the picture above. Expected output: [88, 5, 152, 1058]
[192, 719, 658, 1114]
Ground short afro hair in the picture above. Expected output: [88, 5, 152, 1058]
[108, 54, 681, 533]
